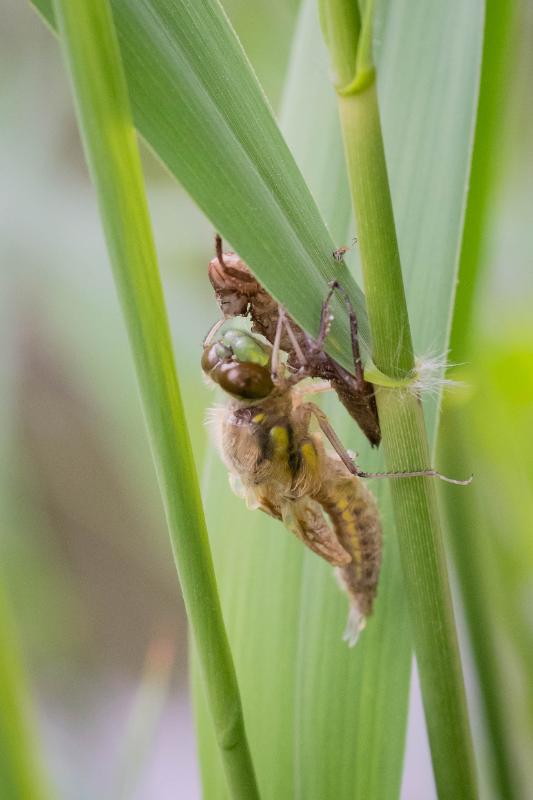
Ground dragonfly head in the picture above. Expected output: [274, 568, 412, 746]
[202, 328, 274, 400]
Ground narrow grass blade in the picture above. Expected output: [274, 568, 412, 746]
[48, 0, 258, 796]
[0, 583, 50, 799]
[32, 0, 373, 372]
[463, 337, 533, 791]
[448, 0, 516, 366]
[439, 402, 521, 799]
[439, 1, 520, 796]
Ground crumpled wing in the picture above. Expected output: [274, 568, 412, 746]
[280, 497, 351, 567]
[228, 473, 350, 567]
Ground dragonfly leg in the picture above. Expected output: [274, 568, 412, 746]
[271, 305, 285, 379]
[300, 402, 360, 476]
[272, 306, 311, 387]
[282, 313, 307, 366]
[310, 281, 365, 391]
[203, 317, 225, 347]
[327, 281, 365, 390]
[280, 498, 351, 567]
[313, 283, 337, 352]
[301, 402, 473, 484]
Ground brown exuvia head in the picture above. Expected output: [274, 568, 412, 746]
[208, 234, 262, 317]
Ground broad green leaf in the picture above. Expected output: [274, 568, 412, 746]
[195, 1, 482, 799]
[32, 0, 373, 371]
[194, 6, 410, 796]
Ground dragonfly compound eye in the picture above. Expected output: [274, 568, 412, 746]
[216, 362, 274, 399]
[201, 340, 232, 374]
[220, 329, 270, 367]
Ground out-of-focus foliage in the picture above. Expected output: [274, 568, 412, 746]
[0, 0, 532, 797]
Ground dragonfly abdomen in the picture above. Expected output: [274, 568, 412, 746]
[315, 459, 382, 642]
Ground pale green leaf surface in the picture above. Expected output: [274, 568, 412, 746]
[439, 2, 520, 796]
[195, 1, 482, 798]
[378, 0, 484, 433]
[193, 6, 410, 796]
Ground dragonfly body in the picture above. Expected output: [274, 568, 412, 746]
[203, 327, 381, 643]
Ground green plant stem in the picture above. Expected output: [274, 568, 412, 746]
[322, 4, 478, 797]
[376, 388, 476, 800]
[50, 1, 259, 797]
[0, 584, 49, 799]
[338, 84, 412, 376]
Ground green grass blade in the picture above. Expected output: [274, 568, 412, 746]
[280, 1, 352, 244]
[32, 0, 373, 372]
[449, 0, 516, 365]
[48, 0, 258, 796]
[0, 584, 50, 800]
[439, 403, 521, 799]
[439, 1, 520, 796]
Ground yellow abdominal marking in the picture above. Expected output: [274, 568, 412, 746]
[300, 442, 317, 469]
[336, 501, 362, 566]
[253, 412, 266, 423]
[270, 425, 289, 457]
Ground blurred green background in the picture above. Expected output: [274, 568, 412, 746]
[1, 1, 531, 797]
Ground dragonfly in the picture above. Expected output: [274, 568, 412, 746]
[202, 322, 382, 644]
[204, 244, 472, 644]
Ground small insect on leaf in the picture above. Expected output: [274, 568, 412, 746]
[333, 245, 349, 262]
